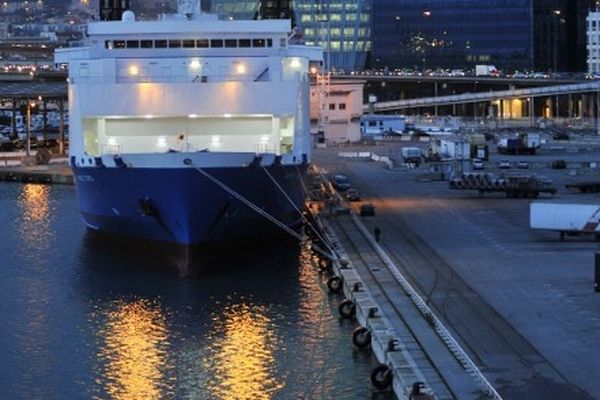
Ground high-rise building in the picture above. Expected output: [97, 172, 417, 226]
[256, 0, 293, 20]
[293, 0, 372, 71]
[587, 11, 600, 73]
[534, 0, 594, 72]
[210, 0, 371, 71]
[372, 1, 534, 71]
[372, 0, 595, 72]
[100, 0, 132, 21]
[211, 0, 258, 20]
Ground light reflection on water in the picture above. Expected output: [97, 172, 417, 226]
[93, 298, 174, 400]
[17, 184, 52, 246]
[10, 184, 55, 397]
[203, 301, 283, 400]
[1, 183, 382, 399]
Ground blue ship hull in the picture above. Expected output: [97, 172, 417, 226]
[73, 164, 306, 245]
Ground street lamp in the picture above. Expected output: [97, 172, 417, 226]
[26, 100, 35, 156]
[553, 9, 562, 73]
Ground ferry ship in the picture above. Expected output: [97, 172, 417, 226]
[55, 1, 322, 246]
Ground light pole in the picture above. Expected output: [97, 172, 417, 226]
[26, 100, 32, 156]
[422, 10, 431, 71]
[553, 9, 561, 74]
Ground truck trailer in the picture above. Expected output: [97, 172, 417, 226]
[475, 65, 498, 77]
[530, 202, 600, 240]
[497, 133, 540, 155]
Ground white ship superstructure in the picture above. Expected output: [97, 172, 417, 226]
[55, 5, 322, 245]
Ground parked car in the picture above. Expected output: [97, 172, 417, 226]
[360, 203, 375, 216]
[551, 159, 567, 169]
[498, 160, 512, 169]
[332, 175, 351, 191]
[345, 188, 360, 201]
[472, 159, 484, 170]
[516, 161, 530, 169]
[552, 132, 569, 141]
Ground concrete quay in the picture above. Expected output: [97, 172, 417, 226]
[0, 162, 73, 184]
[315, 207, 494, 399]
[312, 142, 600, 400]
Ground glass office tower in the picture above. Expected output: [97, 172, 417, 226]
[372, 0, 535, 71]
[293, 0, 372, 71]
[211, 0, 259, 19]
[534, 0, 594, 72]
[210, 0, 372, 71]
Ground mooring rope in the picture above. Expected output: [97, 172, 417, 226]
[191, 162, 337, 260]
[263, 166, 338, 260]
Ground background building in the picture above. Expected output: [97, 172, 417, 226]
[293, 0, 372, 72]
[534, 0, 594, 73]
[372, 1, 534, 71]
[372, 0, 595, 72]
[210, 0, 371, 72]
[587, 11, 600, 73]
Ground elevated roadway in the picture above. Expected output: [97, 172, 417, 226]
[365, 81, 600, 112]
[333, 73, 583, 87]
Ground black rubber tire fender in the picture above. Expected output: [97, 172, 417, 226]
[371, 365, 393, 390]
[338, 299, 356, 319]
[326, 276, 342, 293]
[351, 326, 371, 348]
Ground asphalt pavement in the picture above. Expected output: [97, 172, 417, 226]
[313, 141, 600, 399]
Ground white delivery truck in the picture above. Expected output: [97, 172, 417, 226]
[530, 202, 600, 240]
[475, 65, 498, 77]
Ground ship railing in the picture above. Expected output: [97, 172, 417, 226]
[255, 143, 274, 154]
[101, 144, 122, 154]
[70, 73, 306, 85]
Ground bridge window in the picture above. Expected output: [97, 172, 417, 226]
[329, 103, 335, 110]
[102, 37, 275, 50]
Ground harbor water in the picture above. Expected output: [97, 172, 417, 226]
[0, 183, 388, 399]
